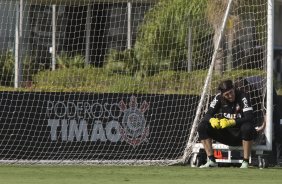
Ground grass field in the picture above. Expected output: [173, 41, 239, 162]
[0, 165, 281, 184]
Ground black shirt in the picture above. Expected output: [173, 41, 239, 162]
[203, 90, 254, 125]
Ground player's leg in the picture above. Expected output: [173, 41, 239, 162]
[243, 140, 252, 159]
[199, 138, 218, 168]
[240, 122, 257, 168]
[201, 138, 213, 156]
[240, 140, 253, 168]
[197, 121, 218, 168]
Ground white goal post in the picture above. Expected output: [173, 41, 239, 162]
[0, 0, 273, 165]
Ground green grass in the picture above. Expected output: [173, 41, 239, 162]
[0, 165, 281, 184]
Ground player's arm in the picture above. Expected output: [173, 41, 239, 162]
[202, 94, 221, 122]
[235, 94, 254, 125]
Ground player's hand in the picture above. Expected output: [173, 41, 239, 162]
[209, 118, 221, 129]
[219, 118, 236, 129]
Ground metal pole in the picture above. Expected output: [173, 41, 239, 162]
[19, 0, 23, 37]
[15, 2, 19, 88]
[85, 4, 91, 65]
[187, 27, 192, 72]
[52, 5, 56, 71]
[266, 0, 274, 151]
[127, 1, 132, 49]
[15, 0, 23, 88]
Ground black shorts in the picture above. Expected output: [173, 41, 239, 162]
[198, 121, 257, 146]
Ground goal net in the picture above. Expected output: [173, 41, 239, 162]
[0, 0, 271, 165]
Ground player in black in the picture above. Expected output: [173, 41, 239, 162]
[197, 79, 257, 168]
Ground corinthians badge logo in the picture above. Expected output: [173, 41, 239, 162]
[119, 96, 149, 147]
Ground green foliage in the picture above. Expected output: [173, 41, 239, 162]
[56, 53, 86, 69]
[0, 51, 44, 87]
[104, 49, 139, 76]
[206, 0, 266, 44]
[31, 67, 264, 95]
[33, 66, 150, 93]
[22, 55, 45, 84]
[0, 51, 14, 86]
[104, 0, 211, 78]
[0, 1, 271, 94]
[33, 67, 104, 92]
[237, 0, 267, 43]
[103, 0, 266, 79]
[134, 0, 211, 77]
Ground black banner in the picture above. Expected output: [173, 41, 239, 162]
[0, 92, 198, 161]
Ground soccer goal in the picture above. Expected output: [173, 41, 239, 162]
[0, 0, 273, 165]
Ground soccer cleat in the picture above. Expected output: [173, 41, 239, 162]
[240, 161, 249, 169]
[199, 159, 218, 168]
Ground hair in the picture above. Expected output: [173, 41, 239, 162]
[218, 79, 234, 93]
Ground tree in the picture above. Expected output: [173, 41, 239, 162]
[133, 0, 211, 78]
[206, 0, 266, 75]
